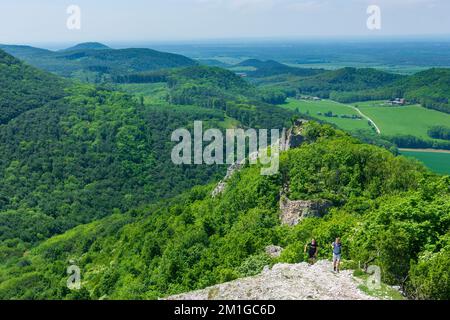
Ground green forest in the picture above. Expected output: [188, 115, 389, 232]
[0, 43, 449, 301]
[0, 44, 197, 82]
[1, 122, 448, 300]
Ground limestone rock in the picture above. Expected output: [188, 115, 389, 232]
[166, 260, 379, 300]
[211, 161, 244, 197]
[285, 119, 309, 150]
[280, 196, 332, 226]
[265, 245, 284, 258]
[211, 119, 310, 197]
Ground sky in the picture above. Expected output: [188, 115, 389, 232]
[1, 0, 450, 45]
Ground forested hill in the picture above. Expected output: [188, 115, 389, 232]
[0, 77, 228, 251]
[0, 122, 448, 300]
[0, 44, 197, 82]
[296, 67, 405, 98]
[292, 66, 450, 114]
[236, 59, 324, 77]
[62, 42, 111, 51]
[391, 68, 450, 114]
[0, 49, 66, 124]
[0, 52, 304, 285]
[114, 65, 301, 126]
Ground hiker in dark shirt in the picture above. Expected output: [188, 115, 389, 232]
[331, 238, 342, 272]
[304, 238, 318, 264]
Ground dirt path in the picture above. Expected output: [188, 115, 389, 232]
[167, 260, 379, 300]
[351, 106, 381, 134]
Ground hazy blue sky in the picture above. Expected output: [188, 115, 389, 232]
[1, 0, 450, 45]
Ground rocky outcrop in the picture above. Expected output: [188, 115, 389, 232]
[284, 119, 309, 150]
[211, 161, 245, 197]
[167, 260, 379, 300]
[265, 245, 284, 258]
[212, 119, 309, 197]
[280, 196, 332, 226]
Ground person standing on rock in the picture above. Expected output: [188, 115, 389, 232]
[304, 238, 318, 264]
[332, 238, 342, 273]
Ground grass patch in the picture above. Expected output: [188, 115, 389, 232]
[354, 270, 405, 300]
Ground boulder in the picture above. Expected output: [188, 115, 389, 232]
[265, 245, 284, 258]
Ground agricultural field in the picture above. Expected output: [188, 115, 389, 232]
[354, 101, 450, 139]
[400, 149, 450, 175]
[281, 98, 450, 174]
[282, 98, 372, 132]
[283, 98, 450, 140]
[286, 62, 430, 75]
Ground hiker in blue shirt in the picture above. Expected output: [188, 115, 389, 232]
[331, 238, 342, 273]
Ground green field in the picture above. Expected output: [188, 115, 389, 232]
[283, 98, 450, 142]
[283, 98, 372, 132]
[286, 62, 430, 75]
[401, 150, 450, 175]
[354, 101, 450, 139]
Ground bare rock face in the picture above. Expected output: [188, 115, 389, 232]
[285, 119, 309, 150]
[166, 260, 379, 300]
[211, 161, 245, 197]
[212, 119, 310, 197]
[280, 196, 333, 226]
[265, 245, 284, 258]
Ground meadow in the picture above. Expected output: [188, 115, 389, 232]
[283, 98, 450, 139]
[282, 98, 450, 175]
[401, 150, 450, 175]
[354, 101, 450, 139]
[282, 98, 372, 132]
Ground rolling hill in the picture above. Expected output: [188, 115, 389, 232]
[0, 50, 232, 252]
[235, 59, 324, 77]
[0, 43, 198, 82]
[62, 42, 111, 51]
[0, 49, 66, 124]
[296, 67, 405, 98]
[393, 68, 450, 114]
[0, 50, 302, 270]
[320, 68, 450, 114]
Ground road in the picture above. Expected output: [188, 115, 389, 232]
[351, 106, 381, 134]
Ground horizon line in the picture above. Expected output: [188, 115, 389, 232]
[2, 33, 450, 50]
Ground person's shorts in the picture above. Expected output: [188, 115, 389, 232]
[333, 253, 341, 262]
